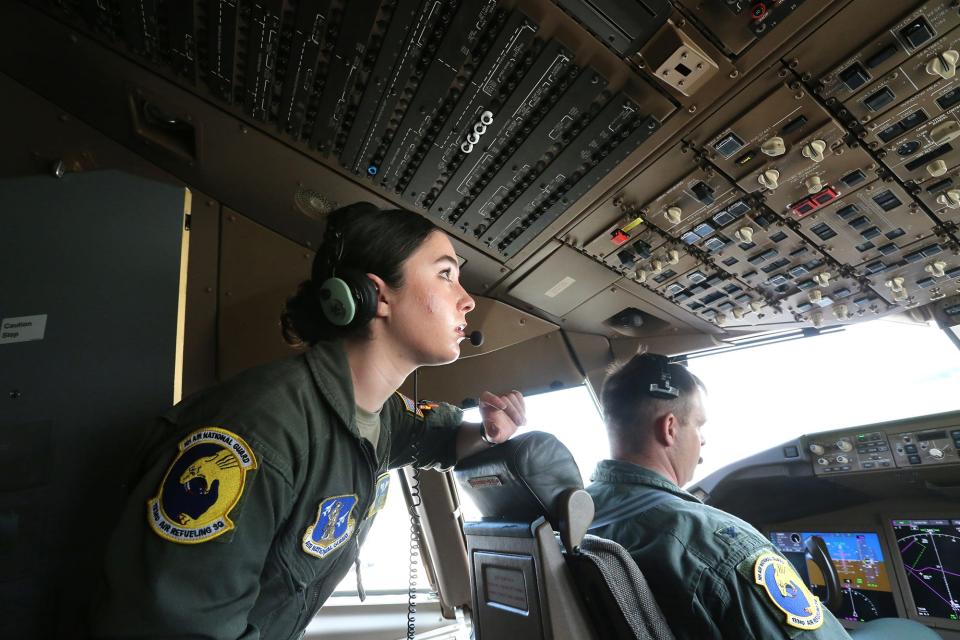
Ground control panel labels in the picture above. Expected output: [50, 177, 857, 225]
[544, 276, 576, 299]
[0, 315, 47, 345]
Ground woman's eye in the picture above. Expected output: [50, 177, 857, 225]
[440, 268, 453, 281]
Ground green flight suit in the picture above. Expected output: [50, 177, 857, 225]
[92, 340, 463, 640]
[586, 460, 852, 640]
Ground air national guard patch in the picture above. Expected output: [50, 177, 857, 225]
[395, 391, 423, 419]
[366, 472, 391, 518]
[752, 551, 824, 630]
[302, 494, 359, 558]
[147, 427, 257, 544]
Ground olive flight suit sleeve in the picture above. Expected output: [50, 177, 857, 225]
[92, 421, 296, 640]
[710, 546, 853, 640]
[386, 393, 463, 470]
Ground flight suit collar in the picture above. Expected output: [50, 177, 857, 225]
[304, 340, 359, 435]
[303, 340, 393, 467]
[590, 459, 701, 504]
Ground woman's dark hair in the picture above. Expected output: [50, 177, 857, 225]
[281, 202, 438, 346]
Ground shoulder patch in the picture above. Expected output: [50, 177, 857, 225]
[395, 391, 424, 419]
[366, 472, 391, 518]
[147, 427, 257, 544]
[302, 494, 359, 558]
[748, 550, 824, 630]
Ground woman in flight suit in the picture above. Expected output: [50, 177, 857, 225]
[93, 202, 525, 639]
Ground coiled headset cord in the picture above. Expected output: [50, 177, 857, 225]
[407, 370, 423, 640]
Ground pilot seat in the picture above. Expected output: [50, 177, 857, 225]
[454, 431, 943, 640]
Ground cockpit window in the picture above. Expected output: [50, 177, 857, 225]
[686, 319, 960, 485]
[331, 385, 606, 597]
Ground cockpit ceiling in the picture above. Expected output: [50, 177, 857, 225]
[5, 0, 960, 341]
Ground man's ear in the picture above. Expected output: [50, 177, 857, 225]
[367, 273, 389, 318]
[655, 412, 679, 446]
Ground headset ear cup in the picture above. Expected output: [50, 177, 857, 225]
[318, 276, 357, 327]
[338, 269, 379, 328]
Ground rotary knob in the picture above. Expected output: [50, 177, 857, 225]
[927, 159, 949, 177]
[802, 139, 827, 163]
[758, 169, 780, 190]
[665, 206, 682, 225]
[809, 443, 825, 455]
[936, 189, 960, 209]
[926, 49, 960, 80]
[930, 448, 944, 459]
[817, 457, 829, 466]
[761, 136, 786, 157]
[836, 455, 850, 464]
[836, 439, 853, 452]
[805, 175, 823, 194]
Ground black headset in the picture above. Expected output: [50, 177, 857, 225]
[314, 220, 379, 329]
[646, 354, 680, 399]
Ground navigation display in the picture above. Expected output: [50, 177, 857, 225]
[892, 519, 960, 621]
[769, 531, 898, 622]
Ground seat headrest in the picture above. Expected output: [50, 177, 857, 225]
[454, 431, 583, 528]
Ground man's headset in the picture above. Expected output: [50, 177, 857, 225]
[646, 354, 680, 400]
[314, 221, 379, 328]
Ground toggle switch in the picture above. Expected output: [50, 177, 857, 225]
[925, 260, 948, 277]
[936, 189, 960, 209]
[813, 271, 832, 287]
[931, 120, 960, 145]
[833, 304, 849, 320]
[927, 159, 948, 177]
[667, 249, 680, 265]
[805, 175, 823, 194]
[665, 206, 682, 225]
[735, 226, 755, 243]
[758, 168, 780, 190]
[801, 139, 827, 163]
[761, 136, 786, 157]
[926, 49, 960, 80]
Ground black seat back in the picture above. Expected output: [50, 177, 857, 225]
[455, 432, 674, 640]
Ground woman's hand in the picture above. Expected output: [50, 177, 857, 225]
[478, 390, 526, 444]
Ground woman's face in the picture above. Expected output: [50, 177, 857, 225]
[380, 231, 476, 365]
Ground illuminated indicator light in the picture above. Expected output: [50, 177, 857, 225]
[367, 165, 379, 176]
[735, 150, 756, 165]
[792, 199, 817, 217]
[621, 216, 644, 233]
[812, 187, 838, 205]
[611, 229, 630, 245]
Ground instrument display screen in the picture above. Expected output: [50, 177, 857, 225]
[891, 519, 960, 621]
[769, 531, 898, 622]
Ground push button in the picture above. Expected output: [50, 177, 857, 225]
[901, 18, 934, 49]
[908, 454, 922, 464]
[905, 444, 918, 454]
[864, 87, 896, 112]
[839, 63, 870, 91]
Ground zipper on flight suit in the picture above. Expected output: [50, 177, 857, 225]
[352, 439, 377, 603]
[300, 437, 378, 629]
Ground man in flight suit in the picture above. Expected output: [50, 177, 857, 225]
[587, 352, 852, 639]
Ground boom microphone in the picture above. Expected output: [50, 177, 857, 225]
[469, 330, 484, 347]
